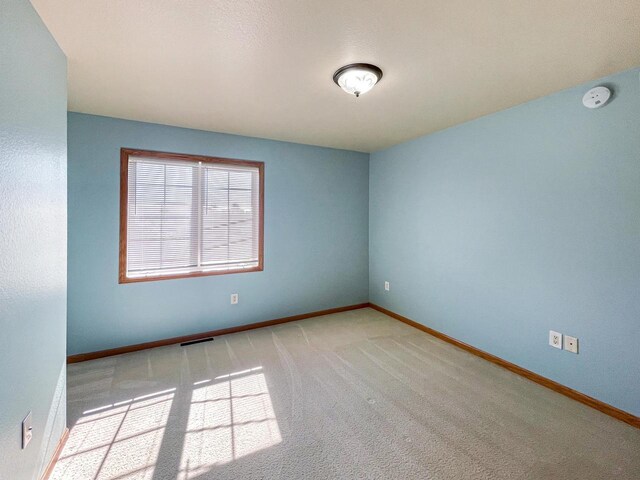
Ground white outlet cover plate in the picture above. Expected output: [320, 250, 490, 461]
[22, 412, 33, 449]
[549, 330, 562, 349]
[230, 293, 238, 305]
[564, 335, 579, 354]
[384, 281, 390, 291]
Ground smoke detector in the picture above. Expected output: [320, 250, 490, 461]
[582, 86, 611, 109]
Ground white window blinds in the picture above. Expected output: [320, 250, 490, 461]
[123, 153, 262, 281]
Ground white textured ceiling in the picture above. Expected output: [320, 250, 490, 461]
[32, 0, 640, 152]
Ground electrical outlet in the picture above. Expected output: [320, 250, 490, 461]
[384, 281, 390, 291]
[564, 335, 578, 354]
[22, 412, 33, 449]
[549, 330, 562, 349]
[230, 293, 239, 305]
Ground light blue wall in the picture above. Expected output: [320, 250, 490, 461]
[0, 1, 67, 478]
[370, 68, 640, 416]
[68, 113, 369, 355]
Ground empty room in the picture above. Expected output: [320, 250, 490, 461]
[2, 1, 640, 479]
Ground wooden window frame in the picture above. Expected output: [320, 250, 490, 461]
[119, 148, 264, 283]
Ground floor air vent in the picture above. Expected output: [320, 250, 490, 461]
[180, 337, 214, 347]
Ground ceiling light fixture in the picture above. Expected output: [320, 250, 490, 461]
[333, 63, 383, 97]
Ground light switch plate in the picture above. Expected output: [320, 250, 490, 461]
[564, 335, 579, 354]
[549, 330, 562, 349]
[22, 412, 33, 449]
[384, 281, 390, 291]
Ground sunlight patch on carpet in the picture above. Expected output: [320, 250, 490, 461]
[178, 367, 281, 479]
[51, 389, 175, 479]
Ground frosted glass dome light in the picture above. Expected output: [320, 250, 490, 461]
[333, 63, 383, 97]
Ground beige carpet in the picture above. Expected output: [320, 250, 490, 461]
[53, 308, 640, 479]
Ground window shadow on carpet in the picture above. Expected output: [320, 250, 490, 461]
[51, 366, 281, 480]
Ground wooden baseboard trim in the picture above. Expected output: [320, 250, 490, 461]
[369, 303, 640, 429]
[40, 427, 69, 480]
[67, 303, 369, 363]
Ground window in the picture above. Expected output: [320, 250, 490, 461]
[119, 149, 264, 283]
